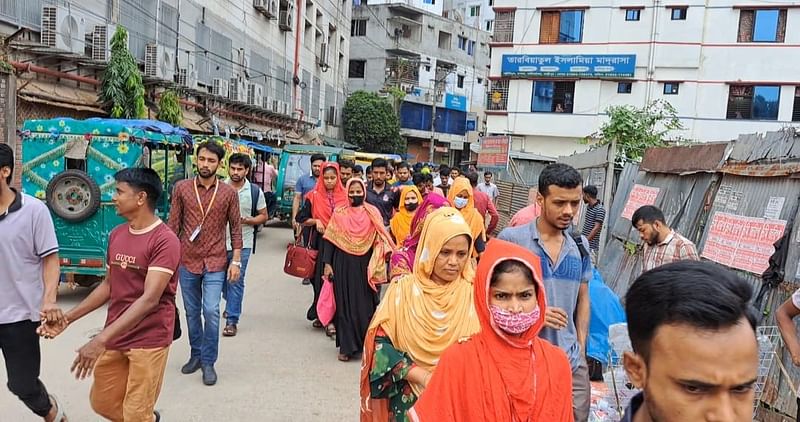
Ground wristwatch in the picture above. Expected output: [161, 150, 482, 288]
[231, 261, 242, 267]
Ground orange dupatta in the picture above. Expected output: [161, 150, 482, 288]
[389, 186, 421, 247]
[447, 177, 486, 250]
[409, 239, 574, 422]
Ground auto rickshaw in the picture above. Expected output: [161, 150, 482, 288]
[20, 118, 191, 287]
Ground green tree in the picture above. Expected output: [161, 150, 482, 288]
[587, 100, 684, 164]
[343, 91, 404, 153]
[156, 90, 183, 126]
[99, 26, 146, 118]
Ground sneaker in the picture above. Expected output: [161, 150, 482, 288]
[181, 357, 201, 374]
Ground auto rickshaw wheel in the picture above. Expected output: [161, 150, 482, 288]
[45, 169, 102, 223]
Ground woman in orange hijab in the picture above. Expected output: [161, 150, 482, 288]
[447, 176, 487, 255]
[409, 239, 574, 422]
[389, 186, 422, 247]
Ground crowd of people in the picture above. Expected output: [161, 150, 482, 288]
[0, 140, 792, 422]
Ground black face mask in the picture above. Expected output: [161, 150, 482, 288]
[404, 202, 418, 212]
[350, 195, 365, 207]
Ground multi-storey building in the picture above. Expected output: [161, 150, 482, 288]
[0, 0, 351, 143]
[444, 0, 495, 33]
[487, 0, 800, 158]
[348, 1, 490, 164]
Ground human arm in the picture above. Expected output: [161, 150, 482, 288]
[369, 333, 430, 399]
[228, 193, 243, 282]
[321, 238, 335, 278]
[242, 189, 268, 226]
[39, 275, 112, 339]
[166, 182, 183, 235]
[486, 199, 499, 235]
[291, 178, 305, 231]
[777, 295, 800, 366]
[681, 241, 700, 261]
[576, 283, 590, 352]
[587, 222, 602, 242]
[32, 207, 64, 324]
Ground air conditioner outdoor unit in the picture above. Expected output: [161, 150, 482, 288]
[91, 24, 119, 62]
[276, 100, 287, 115]
[266, 0, 278, 18]
[144, 44, 176, 81]
[247, 83, 264, 106]
[272, 98, 280, 113]
[176, 67, 197, 89]
[254, 0, 268, 13]
[41, 5, 86, 54]
[317, 43, 329, 67]
[212, 78, 230, 98]
[279, 6, 294, 31]
[229, 77, 247, 103]
[400, 83, 414, 93]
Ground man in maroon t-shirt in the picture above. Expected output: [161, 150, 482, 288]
[39, 168, 180, 422]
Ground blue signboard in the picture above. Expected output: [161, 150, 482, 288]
[444, 93, 468, 112]
[466, 119, 476, 132]
[501, 54, 636, 78]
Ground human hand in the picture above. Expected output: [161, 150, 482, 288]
[544, 307, 569, 330]
[40, 302, 65, 326]
[241, 217, 251, 226]
[324, 264, 334, 279]
[227, 264, 241, 284]
[315, 220, 325, 233]
[37, 318, 69, 339]
[792, 351, 800, 367]
[71, 338, 106, 380]
[292, 221, 301, 234]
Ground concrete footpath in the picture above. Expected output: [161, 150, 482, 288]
[0, 224, 361, 421]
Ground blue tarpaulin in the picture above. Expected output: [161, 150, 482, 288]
[587, 269, 626, 365]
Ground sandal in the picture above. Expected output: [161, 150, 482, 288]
[338, 353, 351, 362]
[49, 394, 68, 422]
[222, 324, 237, 337]
[312, 319, 323, 329]
[325, 324, 336, 337]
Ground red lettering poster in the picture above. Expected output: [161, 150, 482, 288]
[621, 184, 660, 220]
[701, 212, 786, 275]
[477, 136, 511, 170]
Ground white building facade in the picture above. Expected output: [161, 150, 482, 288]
[444, 0, 496, 33]
[486, 0, 800, 158]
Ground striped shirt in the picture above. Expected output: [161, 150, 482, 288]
[641, 230, 699, 273]
[581, 201, 606, 251]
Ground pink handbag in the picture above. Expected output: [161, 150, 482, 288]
[316, 275, 336, 326]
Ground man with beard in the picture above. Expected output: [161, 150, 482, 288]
[338, 159, 354, 187]
[622, 260, 759, 422]
[221, 154, 267, 338]
[631, 205, 698, 273]
[292, 154, 325, 235]
[392, 162, 413, 187]
[365, 158, 397, 228]
[498, 163, 592, 421]
[168, 141, 243, 386]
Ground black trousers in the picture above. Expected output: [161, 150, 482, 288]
[0, 320, 52, 417]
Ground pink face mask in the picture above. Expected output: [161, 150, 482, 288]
[490, 305, 541, 335]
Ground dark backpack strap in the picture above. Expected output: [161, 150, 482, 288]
[571, 232, 589, 261]
[250, 183, 260, 254]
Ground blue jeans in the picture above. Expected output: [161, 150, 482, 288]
[179, 267, 226, 365]
[222, 249, 251, 325]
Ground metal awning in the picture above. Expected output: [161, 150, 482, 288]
[18, 79, 105, 114]
[321, 136, 359, 150]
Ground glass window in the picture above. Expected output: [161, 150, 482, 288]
[726, 85, 781, 120]
[531, 81, 575, 113]
[350, 19, 367, 36]
[625, 9, 641, 21]
[457, 75, 465, 88]
[348, 60, 366, 78]
[467, 40, 475, 56]
[663, 82, 680, 95]
[618, 82, 633, 94]
[559, 10, 584, 43]
[753, 9, 779, 42]
[671, 7, 687, 20]
[752, 86, 780, 119]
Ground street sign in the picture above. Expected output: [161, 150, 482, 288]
[477, 136, 511, 170]
[502, 54, 636, 78]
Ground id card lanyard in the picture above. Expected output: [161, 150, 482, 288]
[190, 177, 219, 242]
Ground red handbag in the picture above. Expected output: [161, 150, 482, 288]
[284, 235, 318, 279]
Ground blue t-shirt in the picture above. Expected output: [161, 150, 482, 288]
[295, 174, 317, 200]
[498, 220, 593, 369]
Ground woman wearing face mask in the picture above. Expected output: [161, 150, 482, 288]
[296, 163, 349, 333]
[409, 239, 573, 422]
[360, 207, 481, 422]
[321, 178, 395, 362]
[389, 186, 422, 247]
[388, 193, 450, 282]
[447, 176, 487, 256]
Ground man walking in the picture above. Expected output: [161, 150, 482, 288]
[498, 163, 592, 421]
[168, 141, 243, 386]
[43, 168, 180, 421]
[476, 171, 499, 204]
[0, 144, 67, 422]
[260, 157, 278, 219]
[581, 185, 606, 264]
[467, 172, 499, 235]
[222, 153, 267, 337]
[392, 162, 414, 187]
[366, 158, 397, 228]
[631, 205, 699, 273]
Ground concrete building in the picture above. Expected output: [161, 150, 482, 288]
[487, 0, 800, 158]
[348, 2, 490, 164]
[0, 0, 351, 143]
[444, 0, 495, 33]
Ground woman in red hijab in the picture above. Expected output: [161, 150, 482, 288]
[409, 239, 574, 422]
[296, 162, 348, 334]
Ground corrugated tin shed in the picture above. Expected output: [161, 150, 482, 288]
[640, 142, 729, 174]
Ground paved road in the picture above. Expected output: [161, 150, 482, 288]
[0, 224, 361, 421]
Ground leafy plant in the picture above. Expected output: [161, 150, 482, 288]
[386, 86, 406, 114]
[0, 60, 11, 73]
[99, 26, 146, 119]
[156, 90, 183, 126]
[343, 90, 405, 153]
[586, 100, 684, 165]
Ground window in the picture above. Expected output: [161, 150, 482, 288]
[493, 11, 515, 43]
[457, 35, 467, 50]
[439, 31, 452, 49]
[738, 9, 786, 43]
[540, 10, 584, 44]
[425, 65, 431, 72]
[467, 40, 475, 56]
[663, 82, 680, 94]
[351, 19, 367, 36]
[486, 20, 494, 32]
[488, 79, 509, 111]
[793, 87, 800, 121]
[489, 0, 493, 5]
[470, 6, 480, 17]
[727, 85, 781, 120]
[348, 60, 366, 78]
[531, 81, 575, 113]
[670, 7, 687, 20]
[457, 75, 465, 88]
[625, 9, 641, 21]
[618, 82, 633, 94]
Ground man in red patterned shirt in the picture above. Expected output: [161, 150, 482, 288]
[168, 141, 243, 386]
[632, 205, 699, 273]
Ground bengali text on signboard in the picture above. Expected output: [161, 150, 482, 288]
[621, 184, 660, 220]
[701, 212, 786, 275]
[501, 54, 637, 79]
[477, 136, 511, 170]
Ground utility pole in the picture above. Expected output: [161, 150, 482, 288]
[429, 77, 439, 164]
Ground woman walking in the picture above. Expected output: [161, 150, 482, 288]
[388, 193, 449, 282]
[447, 177, 487, 256]
[360, 207, 480, 421]
[296, 163, 348, 333]
[409, 239, 574, 421]
[321, 178, 395, 361]
[389, 186, 422, 247]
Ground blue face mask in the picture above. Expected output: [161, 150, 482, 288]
[454, 197, 469, 209]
